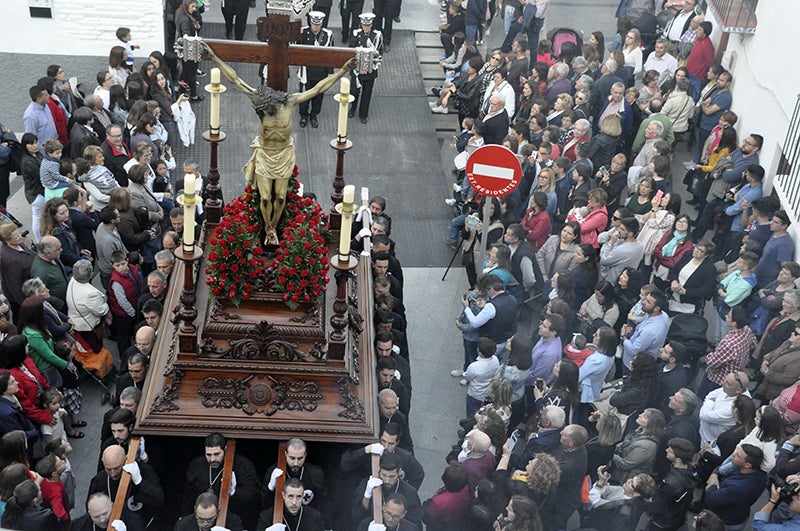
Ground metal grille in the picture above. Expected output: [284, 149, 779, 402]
[707, 0, 759, 34]
[774, 94, 800, 221]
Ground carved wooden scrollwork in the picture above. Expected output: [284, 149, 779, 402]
[150, 370, 184, 413]
[199, 374, 323, 416]
[199, 320, 325, 362]
[337, 377, 365, 422]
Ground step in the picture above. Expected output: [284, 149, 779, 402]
[415, 32, 445, 48]
[418, 48, 445, 63]
[432, 113, 458, 131]
[421, 64, 445, 81]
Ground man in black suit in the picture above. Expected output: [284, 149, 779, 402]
[482, 95, 510, 145]
[175, 492, 243, 531]
[590, 58, 623, 128]
[71, 493, 146, 531]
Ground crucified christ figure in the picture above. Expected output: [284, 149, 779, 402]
[201, 41, 356, 244]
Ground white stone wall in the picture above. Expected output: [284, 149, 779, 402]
[0, 0, 165, 57]
[708, 0, 800, 256]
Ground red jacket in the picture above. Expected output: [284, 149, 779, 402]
[10, 357, 53, 425]
[47, 98, 70, 149]
[108, 264, 142, 317]
[521, 208, 551, 251]
[686, 36, 715, 80]
[40, 478, 69, 527]
[652, 231, 694, 270]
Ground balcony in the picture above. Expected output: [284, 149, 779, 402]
[706, 0, 758, 34]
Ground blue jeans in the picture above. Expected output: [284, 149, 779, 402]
[465, 24, 479, 42]
[449, 213, 466, 246]
[503, 5, 515, 34]
[466, 394, 483, 418]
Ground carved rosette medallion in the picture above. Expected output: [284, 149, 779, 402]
[198, 374, 323, 416]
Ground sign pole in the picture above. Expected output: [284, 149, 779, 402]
[477, 199, 492, 276]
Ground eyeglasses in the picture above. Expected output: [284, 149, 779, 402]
[743, 139, 757, 147]
[612, 216, 622, 221]
[383, 511, 404, 521]
[195, 515, 217, 524]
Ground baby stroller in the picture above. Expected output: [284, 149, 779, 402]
[73, 333, 114, 405]
[547, 27, 583, 59]
[667, 313, 709, 380]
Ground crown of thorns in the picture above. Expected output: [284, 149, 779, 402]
[253, 86, 289, 116]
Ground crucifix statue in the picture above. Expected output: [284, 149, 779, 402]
[174, 0, 366, 244]
[201, 42, 356, 244]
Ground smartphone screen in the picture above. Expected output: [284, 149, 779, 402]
[653, 190, 664, 205]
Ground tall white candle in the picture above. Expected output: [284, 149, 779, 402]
[336, 77, 350, 143]
[183, 174, 196, 253]
[210, 68, 221, 133]
[338, 185, 355, 262]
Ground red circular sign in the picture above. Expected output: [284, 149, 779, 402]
[465, 145, 523, 197]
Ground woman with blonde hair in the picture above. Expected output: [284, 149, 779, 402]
[546, 93, 574, 128]
[621, 28, 643, 81]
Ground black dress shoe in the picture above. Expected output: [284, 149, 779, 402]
[299, 117, 308, 128]
[310, 116, 319, 128]
[226, 30, 233, 39]
[686, 198, 699, 205]
[384, 43, 391, 53]
[189, 95, 204, 102]
[348, 106, 356, 118]
[394, 16, 401, 22]
[360, 116, 368, 124]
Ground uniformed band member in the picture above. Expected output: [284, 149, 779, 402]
[339, 0, 364, 43]
[298, 11, 335, 129]
[349, 13, 383, 125]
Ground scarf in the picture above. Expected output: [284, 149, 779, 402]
[661, 230, 687, 257]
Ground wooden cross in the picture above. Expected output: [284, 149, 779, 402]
[200, 14, 355, 91]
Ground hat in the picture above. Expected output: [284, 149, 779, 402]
[308, 11, 325, 23]
[359, 13, 376, 25]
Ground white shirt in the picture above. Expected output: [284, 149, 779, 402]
[699, 387, 752, 446]
[643, 51, 678, 86]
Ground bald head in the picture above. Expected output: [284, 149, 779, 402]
[38, 235, 62, 259]
[378, 389, 398, 418]
[87, 494, 114, 527]
[134, 326, 155, 355]
[102, 445, 126, 480]
[469, 430, 491, 454]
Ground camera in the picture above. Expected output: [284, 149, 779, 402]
[466, 213, 480, 230]
[771, 475, 800, 503]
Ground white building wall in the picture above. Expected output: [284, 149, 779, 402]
[0, 0, 165, 57]
[705, 0, 800, 254]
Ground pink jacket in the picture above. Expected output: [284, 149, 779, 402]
[571, 205, 608, 248]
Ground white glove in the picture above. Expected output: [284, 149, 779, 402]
[368, 443, 385, 456]
[391, 345, 400, 355]
[211, 527, 230, 531]
[268, 468, 284, 491]
[364, 476, 383, 499]
[358, 227, 371, 239]
[265, 525, 287, 531]
[368, 522, 387, 531]
[138, 437, 148, 462]
[111, 520, 127, 531]
[230, 471, 237, 496]
[122, 462, 142, 485]
[394, 370, 401, 381]
[355, 205, 370, 223]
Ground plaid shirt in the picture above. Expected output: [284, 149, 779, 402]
[706, 326, 758, 385]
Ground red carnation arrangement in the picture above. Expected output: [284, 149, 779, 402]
[269, 179, 331, 310]
[204, 185, 266, 306]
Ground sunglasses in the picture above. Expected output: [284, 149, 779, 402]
[732, 371, 744, 391]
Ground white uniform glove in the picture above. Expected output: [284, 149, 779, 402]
[268, 468, 284, 491]
[265, 525, 287, 531]
[230, 471, 237, 496]
[138, 437, 148, 462]
[364, 476, 383, 499]
[211, 527, 230, 531]
[368, 522, 387, 531]
[394, 370, 401, 381]
[368, 443, 385, 456]
[122, 462, 142, 485]
[111, 520, 127, 531]
[358, 227, 371, 239]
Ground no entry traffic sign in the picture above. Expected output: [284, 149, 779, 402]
[465, 145, 522, 197]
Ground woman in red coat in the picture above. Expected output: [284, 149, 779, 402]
[652, 214, 694, 291]
[0, 335, 53, 428]
[570, 188, 609, 249]
[520, 192, 551, 252]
